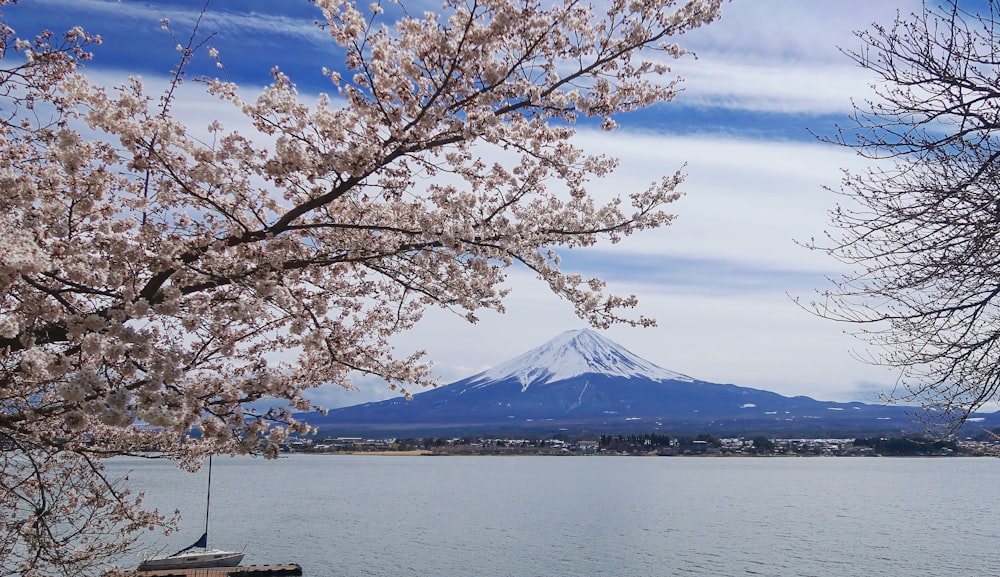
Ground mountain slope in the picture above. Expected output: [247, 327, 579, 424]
[301, 329, 946, 436]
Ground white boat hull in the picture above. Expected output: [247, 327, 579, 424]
[137, 549, 244, 571]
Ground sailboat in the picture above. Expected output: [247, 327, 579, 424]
[137, 456, 245, 571]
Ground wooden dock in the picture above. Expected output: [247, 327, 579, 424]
[135, 564, 302, 577]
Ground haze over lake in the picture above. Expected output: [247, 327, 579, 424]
[111, 455, 1000, 576]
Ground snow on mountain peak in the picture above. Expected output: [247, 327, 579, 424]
[469, 329, 693, 389]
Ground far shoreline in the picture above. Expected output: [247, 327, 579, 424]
[287, 450, 992, 458]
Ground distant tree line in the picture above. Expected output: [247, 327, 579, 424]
[748, 436, 775, 454]
[852, 437, 958, 456]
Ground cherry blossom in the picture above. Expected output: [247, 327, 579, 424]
[0, 0, 722, 574]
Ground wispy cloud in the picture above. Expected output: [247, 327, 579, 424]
[674, 61, 873, 115]
[30, 0, 331, 45]
[667, 0, 923, 116]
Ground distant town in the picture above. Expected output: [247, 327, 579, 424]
[282, 433, 1000, 457]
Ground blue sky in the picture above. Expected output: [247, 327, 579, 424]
[6, 0, 940, 407]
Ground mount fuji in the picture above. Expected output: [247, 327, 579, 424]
[468, 328, 694, 389]
[301, 329, 960, 437]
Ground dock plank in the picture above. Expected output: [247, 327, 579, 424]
[135, 563, 302, 577]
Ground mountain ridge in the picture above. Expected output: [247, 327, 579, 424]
[300, 329, 999, 437]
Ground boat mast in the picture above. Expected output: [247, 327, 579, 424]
[204, 454, 213, 547]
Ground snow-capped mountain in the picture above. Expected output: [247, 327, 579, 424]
[467, 329, 692, 390]
[304, 329, 939, 437]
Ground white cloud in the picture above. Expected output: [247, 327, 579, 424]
[673, 60, 873, 114]
[567, 128, 866, 274]
[31, 0, 331, 46]
[667, 0, 925, 116]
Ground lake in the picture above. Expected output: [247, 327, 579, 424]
[108, 455, 1000, 576]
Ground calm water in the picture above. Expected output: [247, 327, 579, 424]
[107, 455, 1000, 576]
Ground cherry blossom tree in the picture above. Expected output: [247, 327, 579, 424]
[0, 0, 722, 574]
[813, 0, 1000, 432]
